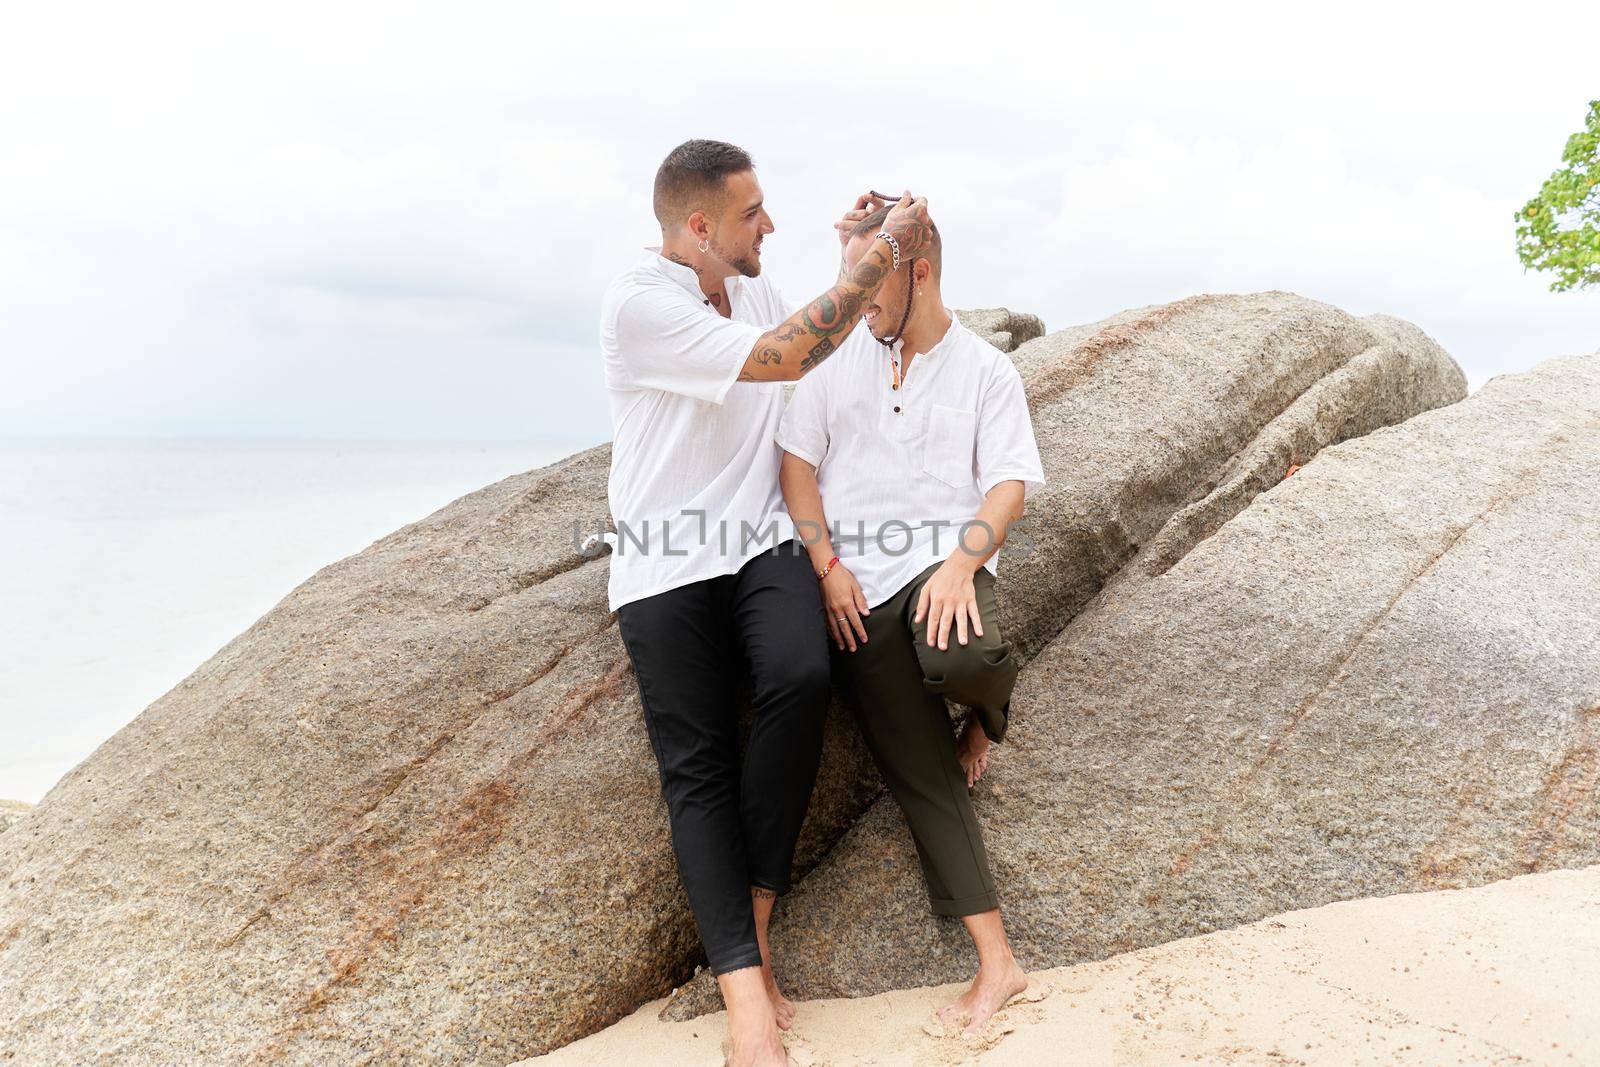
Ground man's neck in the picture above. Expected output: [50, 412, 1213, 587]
[659, 240, 734, 301]
[897, 298, 953, 361]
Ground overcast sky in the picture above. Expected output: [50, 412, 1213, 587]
[2, 2, 1596, 443]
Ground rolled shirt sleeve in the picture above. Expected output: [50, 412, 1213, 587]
[612, 283, 765, 405]
[975, 361, 1047, 499]
[775, 368, 830, 468]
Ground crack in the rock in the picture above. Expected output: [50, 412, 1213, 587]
[464, 550, 603, 613]
[1142, 337, 1386, 577]
[1167, 442, 1558, 879]
[217, 615, 619, 950]
[242, 650, 637, 1064]
[242, 777, 519, 1066]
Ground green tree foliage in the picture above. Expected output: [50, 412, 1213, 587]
[1516, 100, 1600, 292]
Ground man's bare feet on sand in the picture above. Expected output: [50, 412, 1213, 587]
[721, 1028, 788, 1067]
[750, 886, 795, 1031]
[720, 967, 789, 1066]
[956, 716, 991, 787]
[762, 963, 796, 1030]
[935, 955, 1029, 1036]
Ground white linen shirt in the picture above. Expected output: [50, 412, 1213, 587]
[598, 245, 801, 612]
[775, 310, 1046, 608]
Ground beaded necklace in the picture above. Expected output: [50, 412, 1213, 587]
[876, 269, 916, 398]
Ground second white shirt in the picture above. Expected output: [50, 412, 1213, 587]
[775, 310, 1047, 609]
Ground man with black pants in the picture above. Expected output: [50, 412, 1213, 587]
[598, 139, 932, 1067]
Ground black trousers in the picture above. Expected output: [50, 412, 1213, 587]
[616, 538, 831, 975]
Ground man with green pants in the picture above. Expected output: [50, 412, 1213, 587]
[776, 198, 1045, 1036]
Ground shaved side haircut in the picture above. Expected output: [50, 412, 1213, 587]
[652, 139, 755, 229]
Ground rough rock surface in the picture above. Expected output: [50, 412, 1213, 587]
[1, 441, 870, 1067]
[0, 295, 1464, 1063]
[666, 354, 1600, 1017]
[953, 307, 1046, 353]
[0, 800, 29, 836]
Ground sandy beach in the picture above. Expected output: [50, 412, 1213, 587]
[526, 865, 1600, 1066]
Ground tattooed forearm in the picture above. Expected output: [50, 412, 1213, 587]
[738, 343, 785, 381]
[850, 254, 887, 291]
[737, 240, 897, 382]
[796, 243, 892, 350]
[801, 337, 834, 371]
[751, 887, 778, 900]
[802, 293, 843, 337]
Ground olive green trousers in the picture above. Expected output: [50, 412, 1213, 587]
[832, 559, 1018, 916]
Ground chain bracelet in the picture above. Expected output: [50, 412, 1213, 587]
[874, 230, 901, 271]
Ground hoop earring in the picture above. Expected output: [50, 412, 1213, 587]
[697, 238, 710, 253]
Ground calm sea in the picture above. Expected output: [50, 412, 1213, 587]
[0, 437, 590, 805]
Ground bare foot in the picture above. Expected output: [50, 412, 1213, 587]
[956, 716, 991, 787]
[751, 885, 794, 1031]
[935, 956, 1029, 1036]
[763, 963, 796, 1031]
[723, 1016, 789, 1067]
[720, 965, 789, 1067]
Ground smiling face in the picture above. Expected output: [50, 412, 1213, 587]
[845, 230, 919, 341]
[704, 169, 775, 278]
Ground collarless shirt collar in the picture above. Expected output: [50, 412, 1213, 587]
[642, 244, 743, 304]
[889, 308, 962, 359]
[641, 245, 701, 301]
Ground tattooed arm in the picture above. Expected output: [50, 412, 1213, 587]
[834, 191, 891, 282]
[737, 191, 933, 382]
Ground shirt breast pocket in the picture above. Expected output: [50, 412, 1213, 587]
[923, 403, 978, 489]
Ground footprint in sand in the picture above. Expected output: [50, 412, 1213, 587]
[919, 984, 1053, 1051]
[780, 1029, 818, 1066]
[1008, 983, 1052, 1007]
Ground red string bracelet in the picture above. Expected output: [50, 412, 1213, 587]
[817, 555, 840, 581]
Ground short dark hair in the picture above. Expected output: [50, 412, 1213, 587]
[849, 204, 941, 282]
[652, 139, 755, 229]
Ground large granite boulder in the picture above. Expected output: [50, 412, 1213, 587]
[0, 294, 1464, 1064]
[952, 307, 1046, 353]
[666, 353, 1600, 1015]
